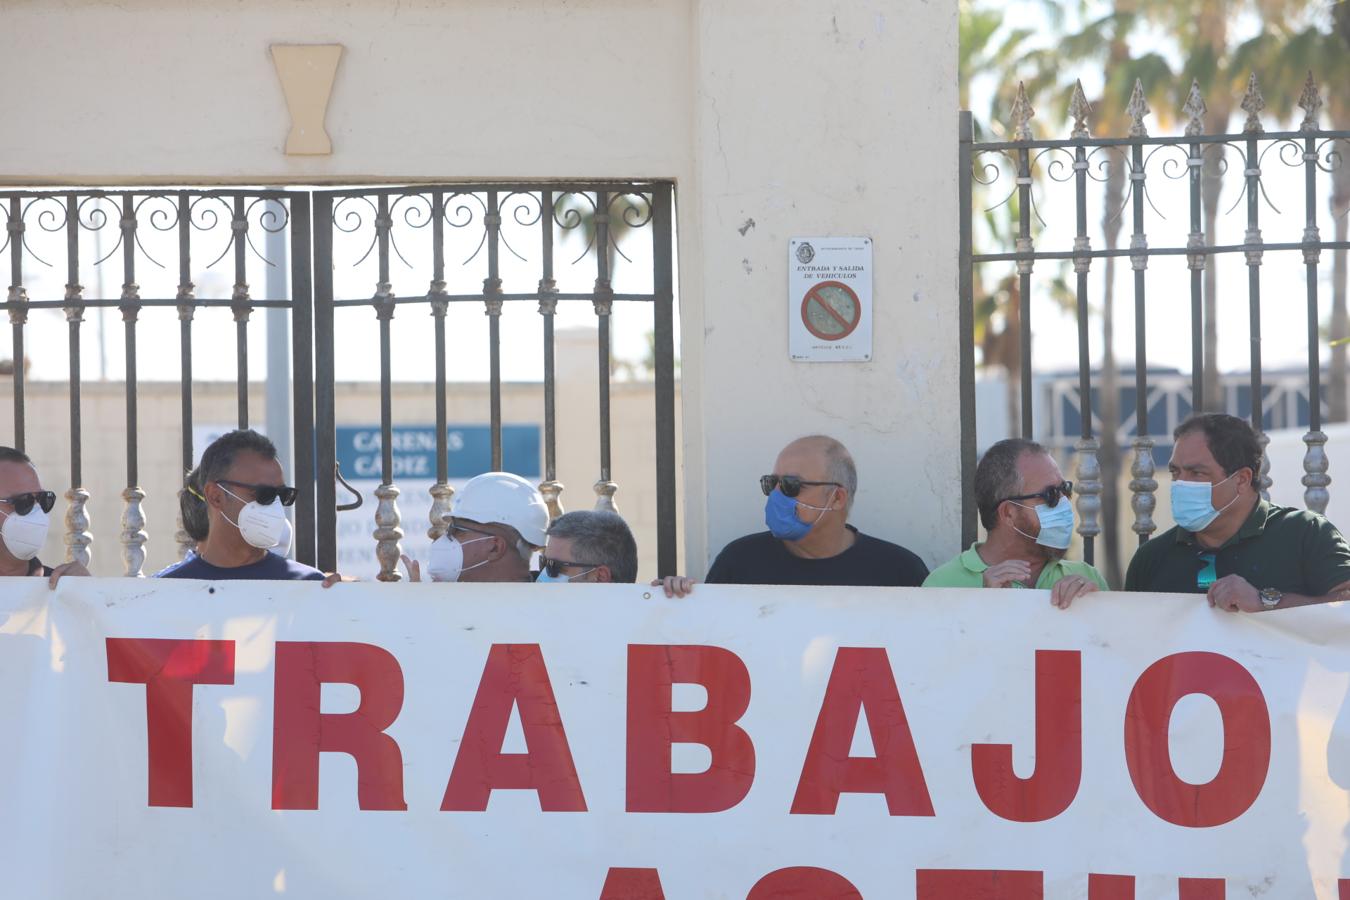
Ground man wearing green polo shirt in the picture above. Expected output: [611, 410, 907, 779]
[925, 438, 1106, 608]
[1125, 413, 1350, 612]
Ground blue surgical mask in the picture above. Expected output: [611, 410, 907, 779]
[1012, 500, 1075, 550]
[1170, 473, 1238, 533]
[536, 567, 595, 584]
[764, 487, 834, 542]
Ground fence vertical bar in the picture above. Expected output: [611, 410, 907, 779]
[372, 193, 402, 581]
[1127, 84, 1157, 546]
[1184, 82, 1207, 412]
[1241, 76, 1270, 496]
[313, 193, 338, 573]
[289, 192, 317, 566]
[232, 195, 251, 429]
[1299, 77, 1330, 512]
[1068, 85, 1100, 564]
[7, 197, 27, 451]
[538, 189, 564, 518]
[64, 192, 91, 567]
[958, 112, 978, 548]
[119, 192, 147, 576]
[428, 190, 453, 542]
[484, 190, 504, 471]
[175, 191, 197, 560]
[593, 190, 618, 511]
[652, 184, 677, 576]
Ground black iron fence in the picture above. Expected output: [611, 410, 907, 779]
[960, 74, 1350, 566]
[1, 188, 313, 575]
[1, 181, 677, 579]
[310, 182, 677, 579]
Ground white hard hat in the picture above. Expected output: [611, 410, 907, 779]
[450, 472, 550, 547]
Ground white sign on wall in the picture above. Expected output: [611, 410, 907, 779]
[788, 236, 873, 362]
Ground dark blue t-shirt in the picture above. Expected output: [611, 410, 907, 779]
[154, 551, 325, 581]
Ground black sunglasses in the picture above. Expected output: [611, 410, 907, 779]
[760, 475, 842, 498]
[0, 491, 56, 516]
[1002, 481, 1074, 508]
[217, 480, 298, 507]
[538, 555, 601, 578]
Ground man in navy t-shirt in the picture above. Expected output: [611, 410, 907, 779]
[704, 435, 929, 587]
[155, 430, 326, 582]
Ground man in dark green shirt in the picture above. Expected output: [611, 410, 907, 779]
[1125, 413, 1350, 612]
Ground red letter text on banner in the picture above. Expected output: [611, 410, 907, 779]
[1124, 651, 1270, 827]
[599, 868, 667, 899]
[916, 870, 1043, 899]
[626, 644, 755, 813]
[746, 867, 863, 899]
[791, 647, 934, 816]
[443, 643, 586, 812]
[106, 638, 236, 808]
[272, 641, 407, 811]
[1087, 874, 1134, 900]
[971, 650, 1082, 822]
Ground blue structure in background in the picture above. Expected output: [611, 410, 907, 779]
[336, 425, 542, 481]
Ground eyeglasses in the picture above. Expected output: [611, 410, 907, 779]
[1196, 551, 1217, 590]
[217, 480, 298, 507]
[0, 491, 56, 516]
[760, 475, 842, 498]
[1002, 481, 1074, 508]
[538, 555, 602, 578]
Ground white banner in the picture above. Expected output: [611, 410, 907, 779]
[3, 579, 1350, 899]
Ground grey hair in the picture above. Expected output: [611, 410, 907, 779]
[975, 438, 1047, 531]
[797, 434, 858, 513]
[546, 510, 638, 583]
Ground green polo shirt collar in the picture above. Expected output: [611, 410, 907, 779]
[952, 542, 1097, 590]
[1175, 499, 1270, 550]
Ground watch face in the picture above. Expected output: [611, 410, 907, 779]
[1259, 588, 1281, 607]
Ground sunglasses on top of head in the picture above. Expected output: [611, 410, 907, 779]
[217, 480, 298, 507]
[759, 474, 842, 498]
[0, 491, 57, 516]
[1002, 481, 1074, 508]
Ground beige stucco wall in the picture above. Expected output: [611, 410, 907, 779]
[0, 0, 960, 574]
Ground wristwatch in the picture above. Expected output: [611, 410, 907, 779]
[1259, 587, 1283, 610]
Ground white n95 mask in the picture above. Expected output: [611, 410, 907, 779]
[220, 486, 289, 551]
[425, 533, 492, 582]
[0, 506, 49, 561]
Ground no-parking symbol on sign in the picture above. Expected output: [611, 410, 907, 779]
[788, 237, 872, 362]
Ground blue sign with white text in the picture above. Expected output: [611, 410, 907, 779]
[335, 425, 541, 481]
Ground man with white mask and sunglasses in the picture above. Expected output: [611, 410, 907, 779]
[401, 471, 549, 583]
[1126, 413, 1350, 611]
[924, 438, 1105, 608]
[0, 446, 90, 588]
[156, 430, 326, 581]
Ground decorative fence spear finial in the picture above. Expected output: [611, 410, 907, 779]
[1183, 78, 1207, 137]
[1069, 80, 1093, 138]
[1010, 82, 1035, 141]
[1127, 78, 1151, 137]
[1298, 72, 1323, 132]
[1241, 72, 1266, 134]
